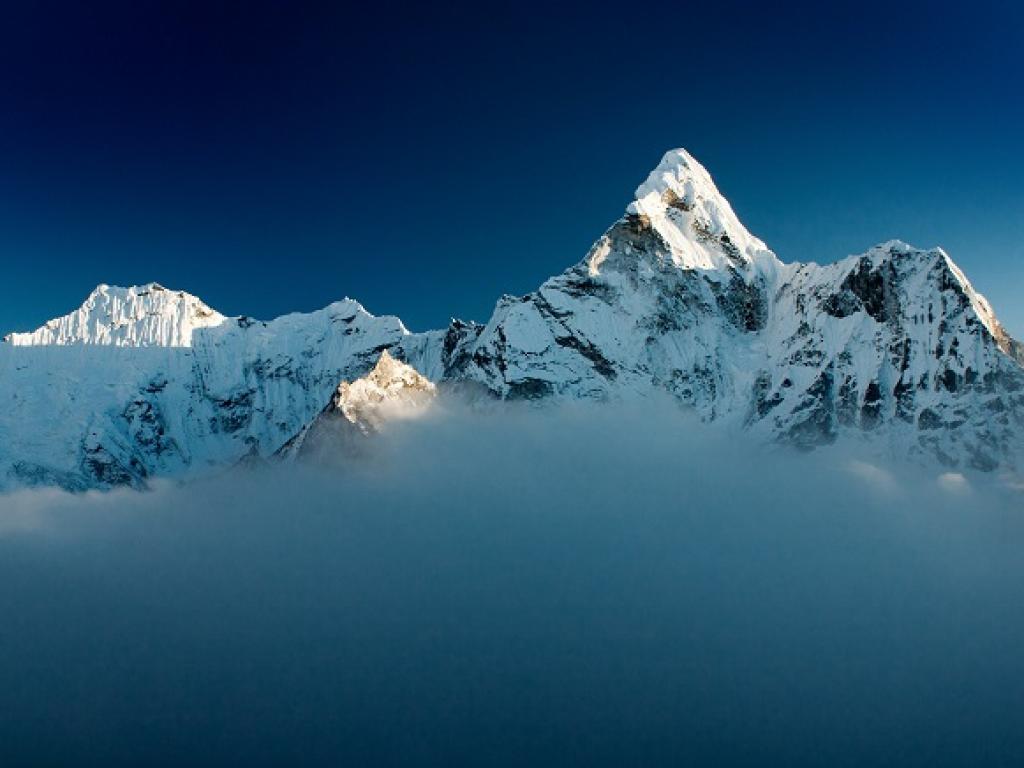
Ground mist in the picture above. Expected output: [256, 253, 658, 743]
[1, 402, 1023, 767]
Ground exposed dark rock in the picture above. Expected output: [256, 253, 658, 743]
[823, 258, 899, 323]
[506, 378, 555, 400]
[837, 376, 859, 427]
[557, 272, 618, 303]
[861, 380, 883, 430]
[211, 390, 256, 433]
[9, 461, 90, 492]
[786, 368, 837, 448]
[750, 372, 784, 421]
[123, 399, 182, 461]
[712, 273, 768, 332]
[81, 442, 144, 488]
[661, 187, 693, 212]
[938, 368, 959, 393]
[552, 335, 617, 379]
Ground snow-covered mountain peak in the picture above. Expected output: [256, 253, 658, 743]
[626, 148, 778, 274]
[275, 351, 437, 462]
[842, 240, 1021, 361]
[333, 350, 437, 432]
[3, 283, 226, 347]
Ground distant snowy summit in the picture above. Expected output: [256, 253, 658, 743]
[2, 148, 1022, 490]
[3, 283, 225, 347]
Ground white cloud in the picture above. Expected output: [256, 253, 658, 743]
[845, 459, 900, 494]
[937, 472, 971, 494]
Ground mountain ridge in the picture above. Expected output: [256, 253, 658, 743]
[2, 148, 1022, 490]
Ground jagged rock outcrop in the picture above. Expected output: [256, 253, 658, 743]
[1, 148, 1021, 490]
[277, 350, 436, 463]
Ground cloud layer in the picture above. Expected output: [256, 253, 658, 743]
[1, 402, 1022, 766]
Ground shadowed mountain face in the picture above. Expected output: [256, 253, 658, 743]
[2, 149, 1022, 490]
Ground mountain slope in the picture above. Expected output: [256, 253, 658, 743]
[2, 148, 1021, 489]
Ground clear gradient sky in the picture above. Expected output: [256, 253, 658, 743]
[1, 1, 1022, 336]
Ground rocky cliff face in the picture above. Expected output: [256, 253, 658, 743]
[2, 148, 1021, 490]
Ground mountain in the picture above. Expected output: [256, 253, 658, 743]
[0, 287, 414, 489]
[2, 149, 1022, 490]
[433, 152, 1024, 470]
[3, 283, 226, 348]
[276, 350, 436, 463]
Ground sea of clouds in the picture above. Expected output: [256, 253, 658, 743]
[1, 401, 1022, 766]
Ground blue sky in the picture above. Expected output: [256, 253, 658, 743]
[1, 1, 1022, 335]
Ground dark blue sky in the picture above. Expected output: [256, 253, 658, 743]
[2, 1, 1022, 336]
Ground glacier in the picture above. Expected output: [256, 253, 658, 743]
[2, 148, 1022, 491]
